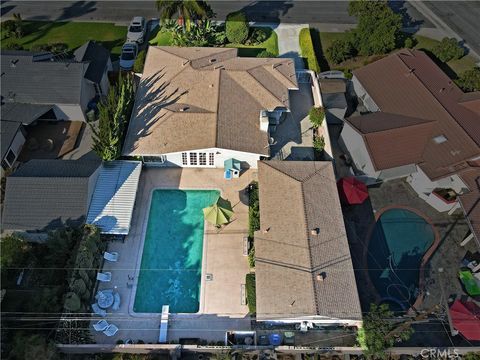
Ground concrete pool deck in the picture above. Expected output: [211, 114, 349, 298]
[93, 168, 254, 344]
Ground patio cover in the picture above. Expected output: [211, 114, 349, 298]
[337, 176, 369, 205]
[86, 160, 142, 235]
[450, 300, 480, 341]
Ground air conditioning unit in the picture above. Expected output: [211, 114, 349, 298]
[259, 110, 269, 132]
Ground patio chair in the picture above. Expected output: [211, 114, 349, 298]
[93, 319, 109, 331]
[96, 272, 112, 282]
[91, 303, 107, 317]
[103, 324, 119, 337]
[112, 293, 121, 311]
[103, 251, 119, 262]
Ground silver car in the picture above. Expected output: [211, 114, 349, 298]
[127, 16, 146, 44]
[119, 42, 138, 71]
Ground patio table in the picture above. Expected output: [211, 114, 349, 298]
[97, 292, 114, 309]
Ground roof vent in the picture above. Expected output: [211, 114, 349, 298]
[213, 64, 224, 70]
[179, 106, 189, 112]
[439, 87, 446, 93]
[316, 272, 326, 282]
[10, 59, 18, 68]
[310, 228, 319, 236]
[182, 60, 190, 66]
[209, 84, 214, 88]
[272, 63, 281, 69]
[263, 227, 270, 234]
[209, 58, 217, 63]
[8, 91, 15, 101]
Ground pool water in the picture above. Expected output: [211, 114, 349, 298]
[134, 189, 219, 313]
[367, 208, 435, 310]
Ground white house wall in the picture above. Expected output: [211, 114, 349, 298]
[352, 75, 379, 112]
[54, 104, 86, 121]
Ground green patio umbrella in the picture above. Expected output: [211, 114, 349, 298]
[203, 196, 234, 226]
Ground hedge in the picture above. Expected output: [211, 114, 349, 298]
[299, 28, 320, 73]
[245, 273, 256, 314]
[133, 49, 147, 73]
[248, 181, 260, 238]
[226, 11, 249, 44]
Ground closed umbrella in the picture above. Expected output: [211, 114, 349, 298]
[337, 176, 369, 205]
[203, 196, 234, 226]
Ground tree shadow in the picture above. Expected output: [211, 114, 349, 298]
[310, 28, 330, 72]
[388, 0, 424, 31]
[57, 1, 97, 21]
[421, 49, 459, 80]
[238, 0, 293, 26]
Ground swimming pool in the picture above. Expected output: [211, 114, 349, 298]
[134, 189, 219, 313]
[367, 208, 435, 311]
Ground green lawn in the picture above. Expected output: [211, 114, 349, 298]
[149, 26, 279, 57]
[314, 31, 477, 78]
[1, 21, 127, 58]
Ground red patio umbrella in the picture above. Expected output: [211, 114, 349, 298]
[450, 300, 480, 341]
[337, 176, 369, 205]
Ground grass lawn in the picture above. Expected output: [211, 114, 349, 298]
[1, 21, 127, 58]
[314, 30, 477, 78]
[149, 26, 279, 57]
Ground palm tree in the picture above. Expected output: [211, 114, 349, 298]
[156, 0, 210, 31]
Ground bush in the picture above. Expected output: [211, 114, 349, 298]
[404, 37, 416, 49]
[226, 11, 249, 44]
[134, 49, 147, 73]
[299, 28, 320, 73]
[432, 37, 465, 62]
[245, 273, 256, 314]
[457, 67, 480, 92]
[256, 50, 275, 58]
[247, 27, 269, 45]
[309, 106, 325, 128]
[4, 42, 24, 50]
[247, 246, 255, 268]
[1, 20, 16, 38]
[248, 181, 260, 238]
[31, 42, 68, 53]
[0, 235, 32, 269]
[326, 39, 356, 64]
[313, 136, 325, 152]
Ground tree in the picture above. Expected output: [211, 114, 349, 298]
[90, 74, 134, 161]
[348, 0, 402, 55]
[256, 50, 275, 58]
[133, 50, 146, 73]
[357, 303, 414, 359]
[9, 333, 58, 360]
[432, 37, 465, 62]
[156, 0, 210, 31]
[327, 38, 356, 64]
[225, 11, 249, 44]
[313, 136, 325, 152]
[64, 292, 81, 312]
[457, 67, 480, 92]
[171, 20, 225, 47]
[309, 106, 325, 128]
[0, 235, 31, 268]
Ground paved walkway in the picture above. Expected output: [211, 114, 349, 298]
[274, 23, 308, 70]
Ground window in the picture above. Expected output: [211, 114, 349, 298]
[5, 149, 16, 166]
[199, 153, 207, 165]
[189, 152, 197, 165]
[433, 135, 448, 144]
[209, 153, 215, 166]
[143, 155, 166, 163]
[182, 152, 188, 165]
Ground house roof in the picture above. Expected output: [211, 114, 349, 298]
[74, 41, 110, 84]
[347, 112, 435, 170]
[459, 169, 480, 248]
[458, 91, 480, 115]
[2, 159, 100, 231]
[122, 46, 297, 156]
[255, 160, 362, 321]
[1, 102, 54, 125]
[86, 161, 142, 235]
[352, 49, 480, 180]
[1, 120, 22, 160]
[1, 52, 87, 105]
[319, 78, 347, 94]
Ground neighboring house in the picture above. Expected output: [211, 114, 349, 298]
[255, 160, 363, 327]
[319, 78, 348, 125]
[341, 49, 480, 216]
[2, 159, 101, 239]
[123, 46, 298, 168]
[1, 43, 110, 171]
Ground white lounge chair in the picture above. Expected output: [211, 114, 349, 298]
[103, 251, 119, 262]
[91, 303, 106, 317]
[96, 272, 112, 282]
[112, 293, 121, 311]
[103, 324, 119, 337]
[93, 319, 109, 331]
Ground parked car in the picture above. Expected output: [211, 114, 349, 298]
[127, 17, 146, 44]
[119, 42, 138, 71]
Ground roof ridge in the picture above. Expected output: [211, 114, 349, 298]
[246, 67, 286, 104]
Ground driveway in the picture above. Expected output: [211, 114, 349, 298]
[274, 23, 308, 70]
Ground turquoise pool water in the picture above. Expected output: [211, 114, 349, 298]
[134, 189, 219, 313]
[367, 208, 435, 311]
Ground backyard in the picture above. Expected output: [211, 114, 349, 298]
[1, 21, 127, 58]
[314, 30, 477, 78]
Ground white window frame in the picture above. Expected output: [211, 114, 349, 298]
[189, 152, 198, 166]
[209, 153, 215, 166]
[199, 152, 207, 166]
[182, 152, 188, 165]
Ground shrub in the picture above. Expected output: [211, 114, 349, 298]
[457, 67, 480, 92]
[134, 49, 147, 73]
[1, 20, 16, 38]
[256, 50, 275, 58]
[4, 42, 24, 50]
[248, 181, 260, 238]
[404, 37, 415, 49]
[31, 42, 68, 53]
[0, 235, 32, 269]
[247, 246, 255, 268]
[299, 28, 320, 73]
[326, 39, 356, 64]
[226, 11, 249, 44]
[313, 136, 325, 152]
[309, 106, 325, 128]
[245, 273, 256, 314]
[432, 37, 465, 62]
[247, 27, 269, 45]
[12, 13, 25, 39]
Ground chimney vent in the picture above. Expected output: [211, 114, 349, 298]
[311, 228, 319, 236]
[179, 106, 189, 112]
[316, 272, 326, 282]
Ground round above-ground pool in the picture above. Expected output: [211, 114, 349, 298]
[367, 208, 435, 310]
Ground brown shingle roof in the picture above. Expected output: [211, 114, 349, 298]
[123, 47, 297, 156]
[352, 49, 480, 180]
[459, 169, 480, 248]
[255, 161, 362, 321]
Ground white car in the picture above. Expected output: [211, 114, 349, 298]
[127, 17, 146, 44]
[119, 42, 138, 71]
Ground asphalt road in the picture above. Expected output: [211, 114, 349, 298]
[424, 1, 480, 58]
